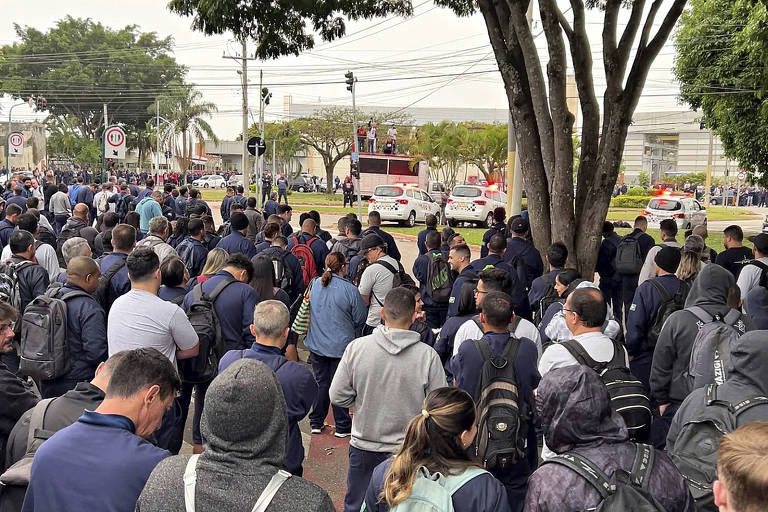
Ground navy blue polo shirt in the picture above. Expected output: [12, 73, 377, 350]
[216, 230, 258, 259]
[481, 222, 506, 258]
[253, 240, 271, 255]
[416, 226, 437, 255]
[504, 237, 543, 290]
[99, 253, 130, 307]
[447, 266, 477, 318]
[158, 285, 186, 303]
[625, 274, 685, 357]
[182, 270, 259, 351]
[219, 343, 317, 475]
[412, 249, 449, 311]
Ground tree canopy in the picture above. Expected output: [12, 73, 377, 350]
[167, 0, 413, 59]
[675, 0, 768, 183]
[0, 16, 185, 139]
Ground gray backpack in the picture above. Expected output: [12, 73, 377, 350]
[0, 398, 55, 488]
[19, 287, 91, 380]
[686, 306, 747, 393]
[669, 385, 768, 511]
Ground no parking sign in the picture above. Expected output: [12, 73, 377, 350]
[104, 125, 126, 159]
[8, 132, 23, 157]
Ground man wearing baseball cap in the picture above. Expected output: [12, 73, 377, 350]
[738, 233, 768, 313]
[503, 216, 543, 298]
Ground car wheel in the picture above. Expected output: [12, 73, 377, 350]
[485, 212, 493, 229]
[406, 211, 416, 228]
[447, 219, 458, 228]
[204, 183, 209, 188]
[220, 182, 225, 188]
[298, 186, 305, 193]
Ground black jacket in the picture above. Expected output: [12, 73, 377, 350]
[7, 257, 49, 313]
[0, 361, 38, 470]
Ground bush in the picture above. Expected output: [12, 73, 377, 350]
[627, 186, 647, 196]
[611, 195, 652, 208]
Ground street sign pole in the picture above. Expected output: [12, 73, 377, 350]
[352, 78, 361, 218]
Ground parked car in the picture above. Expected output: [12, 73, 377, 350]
[368, 184, 441, 227]
[192, 174, 227, 188]
[643, 195, 707, 230]
[445, 184, 507, 228]
[290, 177, 314, 193]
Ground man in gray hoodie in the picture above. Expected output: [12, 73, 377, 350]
[136, 359, 334, 512]
[650, 263, 750, 447]
[330, 286, 447, 512]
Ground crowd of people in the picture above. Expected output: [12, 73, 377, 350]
[0, 171, 766, 512]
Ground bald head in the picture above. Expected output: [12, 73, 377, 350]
[73, 203, 89, 220]
[66, 256, 100, 293]
[301, 218, 317, 235]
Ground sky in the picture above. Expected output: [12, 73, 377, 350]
[1, 0, 688, 140]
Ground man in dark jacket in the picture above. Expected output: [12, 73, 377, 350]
[528, 241, 567, 315]
[525, 365, 695, 512]
[277, 204, 293, 238]
[625, 246, 684, 392]
[220, 187, 235, 223]
[618, 216, 657, 320]
[263, 192, 278, 218]
[99, 224, 135, 311]
[176, 219, 208, 279]
[667, 330, 768, 453]
[287, 219, 329, 278]
[446, 244, 477, 318]
[650, 263, 750, 447]
[75, 183, 96, 223]
[38, 257, 107, 399]
[186, 189, 211, 217]
[596, 221, 622, 318]
[412, 231, 450, 329]
[416, 214, 438, 256]
[0, 203, 21, 248]
[175, 186, 188, 217]
[0, 302, 38, 471]
[362, 211, 401, 261]
[215, 212, 258, 259]
[480, 206, 506, 258]
[7, 187, 28, 213]
[1, 352, 124, 512]
[6, 230, 49, 313]
[470, 234, 529, 319]
[56, 204, 98, 267]
[137, 178, 154, 200]
[219, 300, 317, 476]
[503, 217, 542, 293]
[254, 236, 304, 302]
[260, 170, 273, 206]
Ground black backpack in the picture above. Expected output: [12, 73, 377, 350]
[425, 252, 453, 303]
[473, 335, 529, 472]
[180, 278, 237, 384]
[507, 244, 533, 291]
[615, 232, 645, 275]
[351, 255, 370, 287]
[545, 443, 665, 511]
[533, 274, 559, 327]
[370, 259, 416, 306]
[644, 279, 689, 351]
[669, 385, 768, 511]
[260, 250, 292, 292]
[561, 339, 652, 442]
[95, 260, 127, 312]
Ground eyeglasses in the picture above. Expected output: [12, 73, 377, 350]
[474, 289, 487, 296]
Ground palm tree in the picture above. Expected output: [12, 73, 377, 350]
[154, 83, 218, 181]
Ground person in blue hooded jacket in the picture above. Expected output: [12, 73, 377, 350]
[135, 191, 163, 234]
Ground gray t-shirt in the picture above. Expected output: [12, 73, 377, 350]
[358, 255, 398, 327]
[107, 289, 198, 364]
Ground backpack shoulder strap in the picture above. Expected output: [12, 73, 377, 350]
[473, 338, 494, 363]
[104, 259, 126, 281]
[686, 305, 712, 324]
[472, 314, 483, 333]
[543, 453, 612, 499]
[561, 339, 603, 371]
[443, 466, 490, 495]
[375, 259, 398, 276]
[733, 395, 768, 415]
[608, 339, 627, 368]
[60, 290, 94, 302]
[629, 443, 655, 489]
[723, 309, 743, 328]
[251, 470, 292, 512]
[26, 398, 55, 450]
[208, 278, 237, 302]
[183, 454, 201, 512]
[648, 279, 671, 302]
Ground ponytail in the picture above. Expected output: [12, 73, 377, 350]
[322, 251, 346, 287]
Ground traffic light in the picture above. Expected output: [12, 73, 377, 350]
[345, 71, 354, 93]
[261, 87, 271, 106]
[350, 160, 360, 179]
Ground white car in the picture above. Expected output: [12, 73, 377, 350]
[192, 175, 227, 188]
[368, 184, 441, 227]
[445, 185, 507, 228]
[644, 195, 707, 230]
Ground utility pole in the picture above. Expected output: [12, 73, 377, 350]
[507, 3, 532, 216]
[6, 101, 25, 173]
[240, 39, 250, 194]
[102, 103, 108, 183]
[345, 71, 361, 217]
[156, 100, 160, 184]
[705, 128, 714, 209]
[259, 69, 265, 181]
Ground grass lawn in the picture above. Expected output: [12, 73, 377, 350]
[386, 224, 758, 254]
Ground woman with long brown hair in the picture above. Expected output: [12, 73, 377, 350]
[362, 387, 511, 512]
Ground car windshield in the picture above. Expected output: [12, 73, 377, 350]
[648, 198, 682, 211]
[375, 186, 403, 197]
[452, 186, 482, 198]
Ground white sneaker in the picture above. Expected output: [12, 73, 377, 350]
[311, 427, 323, 434]
[334, 431, 351, 438]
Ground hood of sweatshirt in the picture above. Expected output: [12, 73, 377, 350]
[64, 216, 87, 229]
[137, 197, 155, 208]
[538, 365, 628, 454]
[727, 330, 768, 395]
[372, 325, 422, 355]
[684, 263, 734, 315]
[199, 358, 286, 474]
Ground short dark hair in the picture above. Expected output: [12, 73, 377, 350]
[145, 178, 154, 189]
[450, 243, 470, 261]
[488, 233, 506, 254]
[272, 235, 288, 248]
[569, 287, 607, 328]
[724, 224, 744, 242]
[26, 197, 39, 209]
[58, 183, 68, 193]
[263, 222, 281, 239]
[426, 230, 441, 250]
[105, 347, 181, 400]
[188, 218, 204, 236]
[5, 204, 22, 217]
[634, 216, 648, 228]
[160, 257, 186, 287]
[660, 218, 678, 238]
[307, 210, 321, 224]
[9, 230, 34, 254]
[602, 221, 615, 235]
[383, 287, 415, 323]
[247, 196, 257, 208]
[493, 206, 506, 223]
[126, 247, 159, 282]
[102, 212, 119, 229]
[277, 204, 292, 215]
[481, 292, 514, 328]
[0, 302, 18, 324]
[368, 211, 381, 225]
[478, 268, 509, 293]
[425, 214, 437, 228]
[189, 188, 200, 199]
[16, 213, 38, 234]
[112, 224, 136, 251]
[179, 186, 188, 196]
[224, 253, 254, 283]
[347, 218, 362, 237]
[124, 211, 140, 229]
[164, 184, 174, 194]
[547, 242, 568, 268]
